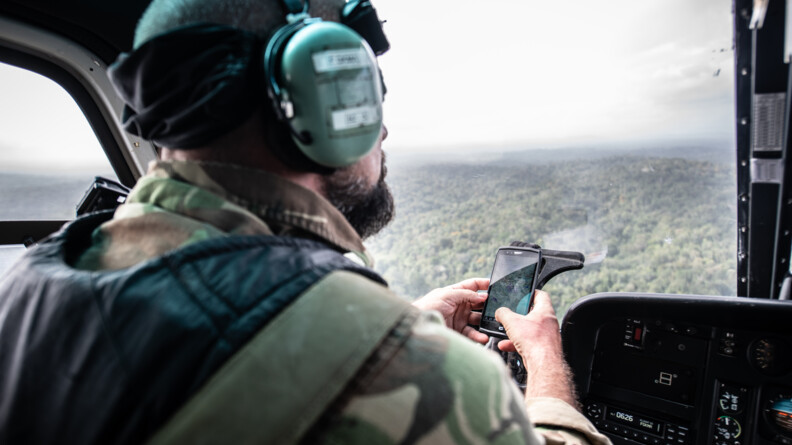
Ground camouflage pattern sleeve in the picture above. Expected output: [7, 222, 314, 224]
[527, 398, 611, 444]
[316, 310, 545, 445]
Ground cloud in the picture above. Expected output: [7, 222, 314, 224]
[376, 0, 735, 151]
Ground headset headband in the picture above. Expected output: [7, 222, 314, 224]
[342, 0, 389, 55]
[281, 0, 306, 14]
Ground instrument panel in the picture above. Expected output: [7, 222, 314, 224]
[561, 293, 792, 445]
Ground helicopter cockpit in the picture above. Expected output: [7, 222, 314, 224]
[0, 0, 790, 444]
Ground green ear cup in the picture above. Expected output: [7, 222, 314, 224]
[278, 21, 383, 167]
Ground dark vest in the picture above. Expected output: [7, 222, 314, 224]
[0, 211, 384, 445]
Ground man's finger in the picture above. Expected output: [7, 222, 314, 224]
[424, 289, 479, 306]
[468, 311, 481, 326]
[471, 293, 487, 310]
[494, 307, 522, 342]
[456, 289, 487, 306]
[494, 306, 518, 324]
[497, 339, 517, 352]
[462, 326, 489, 344]
[448, 278, 489, 292]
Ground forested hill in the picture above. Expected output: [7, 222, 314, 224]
[367, 151, 737, 317]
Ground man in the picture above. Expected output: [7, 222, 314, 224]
[0, 0, 609, 444]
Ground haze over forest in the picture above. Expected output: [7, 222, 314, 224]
[368, 144, 737, 317]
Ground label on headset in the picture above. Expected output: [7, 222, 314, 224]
[313, 48, 370, 73]
[332, 105, 379, 130]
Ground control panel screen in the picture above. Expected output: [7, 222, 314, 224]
[605, 407, 664, 435]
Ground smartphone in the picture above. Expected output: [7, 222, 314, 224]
[479, 246, 542, 338]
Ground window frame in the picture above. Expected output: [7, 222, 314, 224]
[0, 15, 157, 244]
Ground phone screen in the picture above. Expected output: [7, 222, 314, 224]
[481, 248, 541, 332]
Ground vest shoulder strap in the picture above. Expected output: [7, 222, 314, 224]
[146, 270, 415, 445]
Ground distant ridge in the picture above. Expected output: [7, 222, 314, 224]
[387, 143, 735, 167]
[491, 144, 735, 165]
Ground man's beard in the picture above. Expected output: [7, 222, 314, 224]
[322, 155, 395, 240]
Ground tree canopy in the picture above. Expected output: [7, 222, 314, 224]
[367, 153, 737, 318]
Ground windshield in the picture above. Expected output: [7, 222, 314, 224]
[368, 0, 736, 316]
[0, 1, 736, 316]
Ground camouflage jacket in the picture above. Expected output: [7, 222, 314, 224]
[77, 160, 610, 444]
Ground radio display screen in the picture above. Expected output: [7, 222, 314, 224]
[605, 407, 664, 436]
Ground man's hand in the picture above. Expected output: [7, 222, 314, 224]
[494, 290, 562, 357]
[495, 290, 578, 407]
[412, 278, 490, 344]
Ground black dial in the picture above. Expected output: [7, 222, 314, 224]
[714, 416, 741, 441]
[749, 338, 792, 376]
[585, 402, 603, 420]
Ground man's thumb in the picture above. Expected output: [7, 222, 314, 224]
[494, 306, 517, 324]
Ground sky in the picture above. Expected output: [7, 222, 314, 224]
[374, 0, 736, 152]
[0, 64, 106, 172]
[0, 0, 736, 171]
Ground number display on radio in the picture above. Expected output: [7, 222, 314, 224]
[605, 407, 664, 436]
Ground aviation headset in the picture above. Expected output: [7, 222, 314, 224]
[108, 0, 389, 172]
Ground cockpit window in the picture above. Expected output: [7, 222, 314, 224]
[368, 0, 736, 316]
[0, 62, 116, 221]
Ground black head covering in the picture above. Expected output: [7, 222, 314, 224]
[108, 24, 262, 149]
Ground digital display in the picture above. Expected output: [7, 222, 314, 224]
[593, 352, 697, 406]
[482, 249, 539, 320]
[771, 398, 792, 432]
[606, 407, 664, 436]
